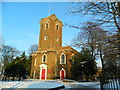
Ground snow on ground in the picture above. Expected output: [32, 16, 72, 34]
[55, 79, 100, 88]
[0, 79, 101, 89]
[77, 82, 100, 88]
[61, 81, 100, 88]
[0, 81, 21, 88]
[0, 80, 64, 89]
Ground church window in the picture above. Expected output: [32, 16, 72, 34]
[60, 53, 66, 64]
[44, 36, 48, 40]
[42, 54, 47, 63]
[56, 37, 59, 41]
[56, 24, 59, 30]
[45, 22, 49, 29]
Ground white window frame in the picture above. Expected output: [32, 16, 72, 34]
[42, 54, 47, 63]
[45, 22, 49, 29]
[60, 53, 66, 64]
[34, 57, 37, 66]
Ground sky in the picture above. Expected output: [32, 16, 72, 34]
[2, 2, 89, 52]
[2, 2, 101, 67]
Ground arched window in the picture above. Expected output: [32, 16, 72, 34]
[42, 54, 47, 63]
[56, 24, 59, 30]
[56, 37, 59, 41]
[45, 22, 49, 29]
[60, 53, 66, 64]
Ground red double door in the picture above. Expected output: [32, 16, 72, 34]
[41, 69, 46, 79]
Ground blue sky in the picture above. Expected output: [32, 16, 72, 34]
[2, 2, 90, 52]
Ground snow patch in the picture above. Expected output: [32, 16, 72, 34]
[1, 80, 64, 89]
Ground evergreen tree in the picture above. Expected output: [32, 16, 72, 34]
[71, 48, 97, 81]
[3, 51, 32, 81]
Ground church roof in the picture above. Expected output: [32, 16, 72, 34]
[40, 14, 62, 23]
[62, 46, 79, 54]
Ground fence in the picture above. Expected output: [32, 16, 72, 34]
[100, 72, 120, 90]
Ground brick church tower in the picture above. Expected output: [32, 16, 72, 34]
[30, 14, 78, 80]
[38, 14, 62, 51]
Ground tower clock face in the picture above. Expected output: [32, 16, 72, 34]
[44, 36, 48, 40]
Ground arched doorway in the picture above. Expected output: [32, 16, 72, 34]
[60, 68, 66, 79]
[39, 64, 47, 80]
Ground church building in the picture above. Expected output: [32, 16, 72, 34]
[30, 14, 78, 80]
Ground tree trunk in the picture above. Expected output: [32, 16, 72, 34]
[18, 76, 21, 81]
[12, 77, 15, 81]
[86, 76, 89, 82]
[99, 50, 104, 73]
[100, 51, 104, 70]
[2, 76, 5, 81]
[8, 77, 10, 81]
[4, 76, 7, 81]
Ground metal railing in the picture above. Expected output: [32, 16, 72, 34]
[100, 72, 120, 90]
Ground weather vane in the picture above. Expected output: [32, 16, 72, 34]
[48, 4, 51, 16]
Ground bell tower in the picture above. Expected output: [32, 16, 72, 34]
[38, 14, 63, 51]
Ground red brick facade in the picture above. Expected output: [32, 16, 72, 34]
[30, 14, 78, 80]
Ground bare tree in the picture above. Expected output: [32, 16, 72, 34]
[2, 45, 20, 66]
[28, 44, 38, 54]
[68, 2, 120, 32]
[67, 2, 120, 72]
[72, 22, 107, 70]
